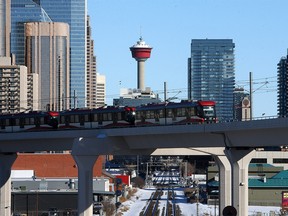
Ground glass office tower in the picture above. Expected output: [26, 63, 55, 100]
[0, 0, 11, 57]
[188, 39, 235, 121]
[11, 0, 52, 65]
[11, 0, 87, 108]
[277, 53, 288, 117]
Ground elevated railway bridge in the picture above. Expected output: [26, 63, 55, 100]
[1, 117, 288, 216]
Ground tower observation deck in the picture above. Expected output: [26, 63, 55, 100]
[130, 37, 152, 91]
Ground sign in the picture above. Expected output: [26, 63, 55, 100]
[282, 191, 288, 209]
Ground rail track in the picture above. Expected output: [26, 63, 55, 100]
[140, 187, 181, 216]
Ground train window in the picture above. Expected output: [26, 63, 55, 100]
[70, 115, 75, 123]
[19, 118, 25, 128]
[70, 115, 79, 123]
[29, 118, 34, 125]
[108, 113, 113, 121]
[34, 117, 40, 127]
[74, 115, 79, 123]
[154, 111, 160, 122]
[0, 119, 5, 126]
[1, 119, 5, 129]
[122, 111, 126, 120]
[113, 113, 118, 123]
[25, 118, 30, 125]
[117, 113, 121, 120]
[98, 114, 103, 124]
[159, 109, 164, 118]
[197, 106, 203, 117]
[172, 109, 177, 120]
[61, 116, 65, 124]
[15, 118, 20, 126]
[191, 108, 196, 116]
[103, 113, 112, 121]
[79, 115, 85, 126]
[167, 109, 172, 118]
[150, 111, 154, 119]
[177, 108, 185, 117]
[136, 112, 142, 120]
[40, 117, 44, 125]
[146, 111, 151, 119]
[103, 113, 107, 121]
[93, 114, 97, 122]
[84, 114, 89, 122]
[185, 108, 195, 117]
[64, 115, 70, 126]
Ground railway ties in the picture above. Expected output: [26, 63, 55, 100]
[165, 187, 181, 216]
[140, 187, 181, 216]
[142, 170, 181, 215]
[141, 189, 163, 216]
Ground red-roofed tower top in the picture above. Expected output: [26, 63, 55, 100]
[130, 37, 152, 91]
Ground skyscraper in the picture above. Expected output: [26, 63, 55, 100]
[25, 22, 70, 111]
[277, 53, 288, 117]
[188, 39, 235, 121]
[11, 0, 52, 65]
[86, 15, 105, 109]
[0, 0, 10, 57]
[11, 0, 87, 108]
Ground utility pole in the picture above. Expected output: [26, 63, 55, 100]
[164, 81, 167, 102]
[249, 72, 253, 120]
[164, 82, 167, 125]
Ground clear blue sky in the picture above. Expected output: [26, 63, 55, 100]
[87, 0, 288, 117]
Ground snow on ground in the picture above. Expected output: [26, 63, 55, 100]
[119, 187, 282, 216]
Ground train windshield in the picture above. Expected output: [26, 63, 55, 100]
[202, 106, 215, 117]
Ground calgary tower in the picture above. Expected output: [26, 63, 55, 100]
[130, 37, 152, 91]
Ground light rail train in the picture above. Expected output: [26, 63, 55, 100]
[0, 100, 216, 132]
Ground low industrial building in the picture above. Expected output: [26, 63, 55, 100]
[11, 153, 117, 215]
[207, 151, 288, 206]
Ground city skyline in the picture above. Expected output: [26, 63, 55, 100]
[87, 0, 287, 117]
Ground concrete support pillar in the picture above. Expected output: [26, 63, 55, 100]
[213, 155, 231, 215]
[72, 136, 154, 216]
[225, 148, 255, 216]
[0, 153, 17, 216]
[73, 155, 98, 216]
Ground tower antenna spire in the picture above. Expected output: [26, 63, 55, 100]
[139, 26, 142, 40]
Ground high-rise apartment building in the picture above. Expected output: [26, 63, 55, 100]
[277, 53, 288, 117]
[0, 57, 31, 113]
[11, 0, 87, 108]
[95, 73, 106, 107]
[188, 39, 235, 121]
[25, 22, 70, 111]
